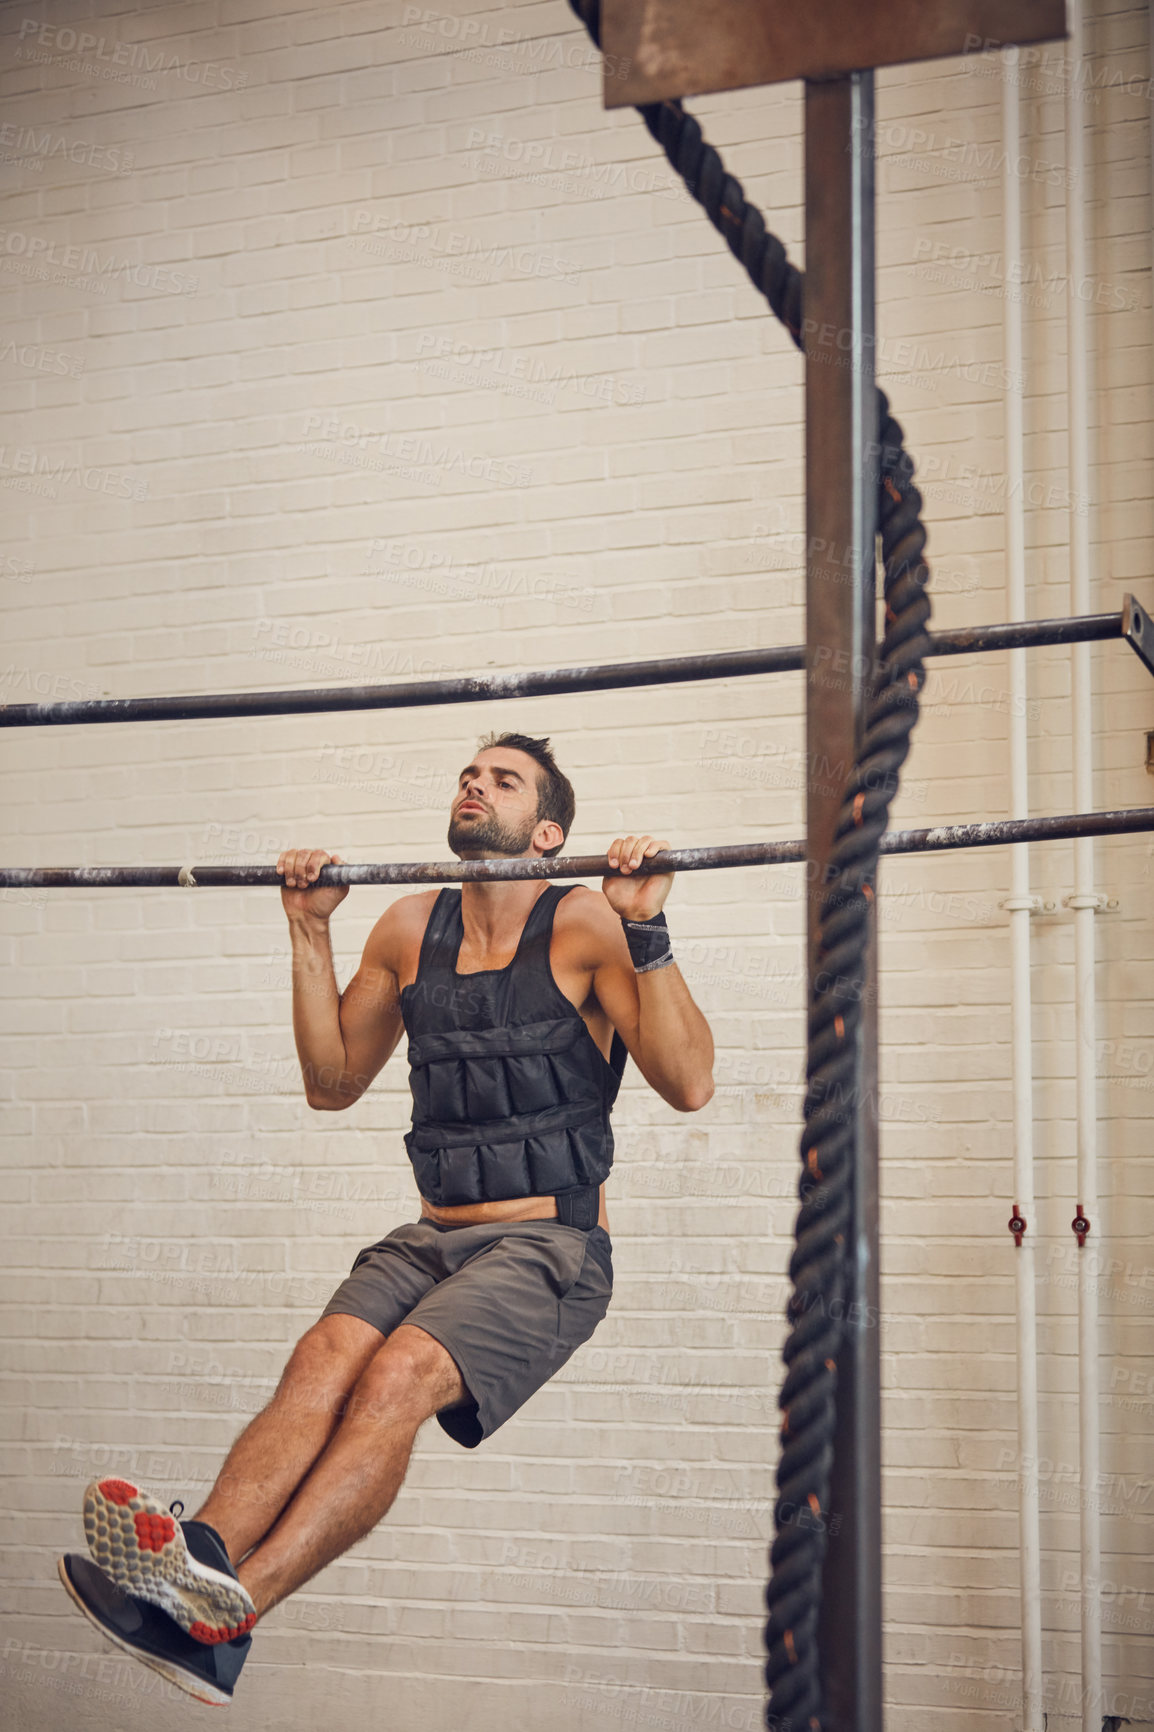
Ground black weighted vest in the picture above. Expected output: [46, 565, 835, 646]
[400, 885, 627, 1207]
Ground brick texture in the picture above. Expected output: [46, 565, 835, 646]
[2, 1, 1153, 1728]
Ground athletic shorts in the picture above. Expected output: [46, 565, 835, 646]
[319, 1218, 613, 1448]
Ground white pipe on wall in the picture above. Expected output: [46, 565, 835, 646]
[1001, 48, 1045, 1732]
[1064, 3, 1102, 1728]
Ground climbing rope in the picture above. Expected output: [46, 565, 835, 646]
[564, 6, 934, 1726]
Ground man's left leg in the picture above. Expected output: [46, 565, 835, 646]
[190, 1312, 395, 1566]
[234, 1323, 464, 1618]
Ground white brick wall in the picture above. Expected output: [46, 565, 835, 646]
[2, 1, 1153, 1727]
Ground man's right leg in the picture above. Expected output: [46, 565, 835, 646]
[191, 1313, 387, 1563]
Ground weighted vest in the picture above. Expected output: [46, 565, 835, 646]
[401, 885, 627, 1206]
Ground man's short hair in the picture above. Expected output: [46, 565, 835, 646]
[477, 731, 575, 858]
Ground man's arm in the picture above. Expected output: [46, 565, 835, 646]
[569, 835, 715, 1113]
[276, 847, 416, 1111]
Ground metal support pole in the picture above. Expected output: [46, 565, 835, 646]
[805, 70, 883, 1732]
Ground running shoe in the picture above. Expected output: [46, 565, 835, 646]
[57, 1553, 251, 1707]
[82, 1478, 256, 1644]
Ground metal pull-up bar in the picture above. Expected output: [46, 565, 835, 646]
[0, 600, 1149, 728]
[4, 807, 1153, 890]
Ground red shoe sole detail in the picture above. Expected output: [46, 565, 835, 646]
[133, 1510, 176, 1552]
[188, 1611, 256, 1646]
[98, 1478, 139, 1506]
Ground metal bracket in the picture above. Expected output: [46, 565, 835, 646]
[1000, 894, 1047, 913]
[1123, 594, 1154, 679]
[601, 0, 1068, 106]
[1062, 893, 1116, 912]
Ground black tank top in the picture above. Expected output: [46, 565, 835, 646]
[400, 885, 627, 1206]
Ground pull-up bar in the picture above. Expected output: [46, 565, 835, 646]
[0, 601, 1149, 729]
[4, 806, 1152, 889]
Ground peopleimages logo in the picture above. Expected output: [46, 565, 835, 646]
[302, 413, 534, 490]
[348, 210, 579, 287]
[911, 236, 1137, 313]
[0, 339, 84, 378]
[366, 537, 597, 614]
[399, 5, 632, 80]
[0, 229, 198, 296]
[15, 19, 248, 90]
[0, 124, 134, 176]
[0, 445, 148, 501]
[961, 31, 1153, 104]
[462, 127, 679, 201]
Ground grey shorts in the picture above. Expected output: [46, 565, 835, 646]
[319, 1218, 613, 1448]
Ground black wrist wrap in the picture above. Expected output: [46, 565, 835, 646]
[622, 910, 674, 974]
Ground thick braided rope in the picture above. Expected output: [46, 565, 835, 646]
[564, 7, 932, 1728]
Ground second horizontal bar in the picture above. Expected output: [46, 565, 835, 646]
[0, 608, 1134, 728]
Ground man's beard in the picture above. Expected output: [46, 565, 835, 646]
[447, 808, 538, 858]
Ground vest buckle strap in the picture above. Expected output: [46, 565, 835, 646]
[554, 1184, 600, 1232]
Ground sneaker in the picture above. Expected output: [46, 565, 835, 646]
[57, 1553, 251, 1707]
[83, 1479, 256, 1644]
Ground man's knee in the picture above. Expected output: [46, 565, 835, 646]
[276, 1314, 386, 1414]
[348, 1324, 465, 1426]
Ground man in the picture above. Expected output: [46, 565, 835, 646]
[59, 731, 715, 1704]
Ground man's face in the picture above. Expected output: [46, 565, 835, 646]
[448, 747, 553, 859]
